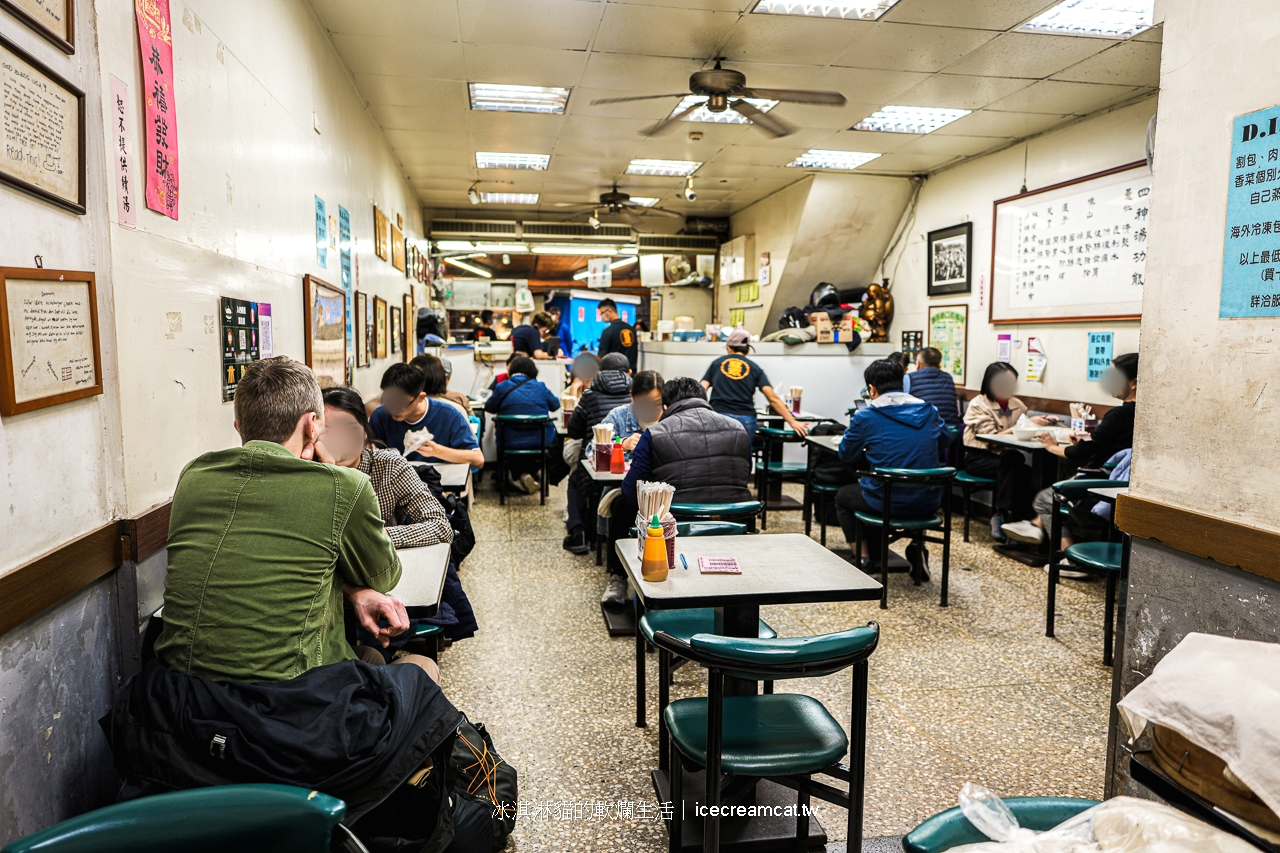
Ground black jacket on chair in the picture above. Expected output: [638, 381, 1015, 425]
[565, 369, 633, 450]
[648, 397, 753, 504]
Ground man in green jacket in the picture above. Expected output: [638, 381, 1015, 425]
[154, 355, 433, 683]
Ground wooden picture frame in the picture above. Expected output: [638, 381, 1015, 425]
[1, 0, 74, 54]
[374, 296, 388, 358]
[0, 33, 86, 213]
[355, 291, 369, 367]
[372, 206, 389, 261]
[0, 267, 102, 415]
[927, 222, 972, 296]
[927, 304, 967, 386]
[402, 293, 413, 360]
[391, 225, 406, 272]
[302, 275, 347, 388]
[390, 306, 401, 354]
[990, 160, 1148, 324]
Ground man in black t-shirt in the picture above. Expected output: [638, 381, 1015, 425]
[596, 299, 636, 371]
[700, 329, 808, 442]
[472, 309, 498, 342]
[510, 311, 555, 360]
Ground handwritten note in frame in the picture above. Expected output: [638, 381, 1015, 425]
[1, 0, 74, 54]
[0, 268, 103, 415]
[0, 34, 85, 213]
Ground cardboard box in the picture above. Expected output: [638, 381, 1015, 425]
[833, 312, 859, 343]
[809, 312, 834, 343]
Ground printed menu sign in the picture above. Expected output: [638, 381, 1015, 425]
[220, 296, 260, 401]
[0, 37, 82, 211]
[1220, 102, 1280, 317]
[5, 277, 96, 404]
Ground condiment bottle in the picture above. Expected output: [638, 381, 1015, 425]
[609, 437, 626, 474]
[641, 514, 669, 582]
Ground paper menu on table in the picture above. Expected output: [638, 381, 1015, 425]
[698, 557, 741, 574]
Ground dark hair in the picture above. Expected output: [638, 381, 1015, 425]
[507, 355, 539, 379]
[662, 376, 706, 406]
[531, 311, 554, 330]
[864, 359, 905, 394]
[380, 362, 425, 396]
[1112, 352, 1139, 382]
[322, 386, 374, 444]
[480, 310, 493, 324]
[979, 361, 1018, 400]
[598, 298, 617, 313]
[888, 351, 911, 370]
[631, 370, 663, 397]
[570, 351, 600, 380]
[918, 346, 942, 368]
[408, 354, 449, 396]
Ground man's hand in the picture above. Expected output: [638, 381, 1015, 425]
[1035, 431, 1059, 448]
[302, 437, 336, 464]
[788, 419, 810, 438]
[344, 584, 409, 647]
[622, 433, 642, 452]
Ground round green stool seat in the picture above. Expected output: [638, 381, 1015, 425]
[854, 510, 943, 530]
[954, 471, 995, 485]
[640, 609, 776, 645]
[903, 797, 1099, 853]
[1062, 541, 1122, 572]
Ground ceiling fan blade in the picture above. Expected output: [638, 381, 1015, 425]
[589, 92, 692, 106]
[640, 100, 706, 137]
[628, 204, 684, 219]
[551, 202, 595, 209]
[740, 87, 846, 107]
[732, 100, 797, 139]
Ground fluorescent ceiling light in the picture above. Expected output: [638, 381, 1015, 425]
[573, 256, 639, 279]
[669, 95, 779, 125]
[852, 105, 970, 134]
[473, 243, 529, 252]
[787, 149, 882, 170]
[629, 197, 660, 207]
[443, 257, 493, 278]
[468, 83, 570, 114]
[751, 0, 901, 20]
[1019, 0, 1153, 38]
[475, 152, 550, 170]
[436, 240, 477, 251]
[478, 192, 540, 204]
[531, 245, 623, 255]
[625, 159, 702, 177]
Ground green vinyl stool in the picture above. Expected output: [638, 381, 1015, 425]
[755, 426, 807, 530]
[494, 413, 552, 506]
[903, 797, 1099, 853]
[953, 470, 995, 543]
[853, 467, 956, 609]
[1, 784, 347, 853]
[670, 501, 762, 533]
[804, 481, 842, 546]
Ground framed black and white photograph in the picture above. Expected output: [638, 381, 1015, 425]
[927, 222, 972, 296]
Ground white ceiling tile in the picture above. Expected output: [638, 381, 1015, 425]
[371, 107, 469, 134]
[931, 109, 1072, 138]
[1051, 41, 1162, 88]
[715, 144, 809, 166]
[813, 129, 917, 153]
[413, 164, 481, 182]
[706, 61, 824, 90]
[641, 122, 752, 148]
[809, 66, 933, 105]
[608, 0, 754, 11]
[770, 101, 882, 131]
[717, 15, 875, 66]
[466, 132, 560, 154]
[695, 161, 781, 179]
[1133, 23, 1163, 43]
[832, 23, 999, 73]
[310, 0, 459, 40]
[942, 32, 1118, 79]
[330, 36, 466, 79]
[580, 53, 704, 92]
[893, 133, 1009, 156]
[592, 5, 740, 59]
[634, 137, 737, 161]
[893, 73, 1034, 111]
[881, 0, 1057, 30]
[393, 148, 476, 168]
[466, 111, 566, 138]
[458, 0, 603, 51]
[552, 135, 647, 160]
[984, 80, 1148, 115]
[461, 45, 589, 88]
[354, 75, 469, 109]
[561, 114, 662, 140]
[861, 152, 959, 172]
[567, 88, 687, 120]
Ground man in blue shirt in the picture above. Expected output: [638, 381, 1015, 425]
[370, 363, 484, 468]
[837, 358, 950, 582]
[510, 312, 555, 360]
[904, 347, 962, 436]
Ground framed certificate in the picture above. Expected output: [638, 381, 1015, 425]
[1, 0, 74, 54]
[1, 267, 103, 415]
[0, 34, 85, 213]
[355, 291, 369, 367]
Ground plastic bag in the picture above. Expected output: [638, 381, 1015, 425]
[949, 785, 1256, 853]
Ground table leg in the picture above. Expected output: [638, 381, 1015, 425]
[713, 606, 759, 697]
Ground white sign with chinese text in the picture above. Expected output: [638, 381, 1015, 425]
[587, 257, 612, 289]
[109, 76, 136, 229]
[992, 164, 1149, 323]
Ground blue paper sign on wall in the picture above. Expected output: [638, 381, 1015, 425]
[1086, 332, 1113, 381]
[314, 196, 327, 268]
[1221, 102, 1280, 317]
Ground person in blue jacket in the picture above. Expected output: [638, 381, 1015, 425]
[485, 355, 560, 494]
[837, 358, 951, 582]
[904, 347, 962, 436]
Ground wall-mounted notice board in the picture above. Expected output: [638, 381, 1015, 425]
[0, 267, 102, 415]
[991, 161, 1149, 324]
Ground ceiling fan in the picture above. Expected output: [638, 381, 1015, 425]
[590, 59, 846, 139]
[553, 184, 684, 227]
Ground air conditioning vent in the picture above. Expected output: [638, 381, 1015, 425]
[522, 221, 633, 240]
[430, 220, 520, 237]
[638, 234, 720, 253]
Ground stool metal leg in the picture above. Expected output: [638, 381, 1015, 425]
[848, 659, 869, 853]
[668, 735, 683, 853]
[703, 670, 724, 853]
[635, 596, 646, 728]
[962, 483, 972, 542]
[941, 490, 953, 607]
[795, 785, 811, 846]
[658, 649, 670, 772]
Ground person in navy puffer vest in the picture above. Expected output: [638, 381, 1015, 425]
[486, 355, 560, 493]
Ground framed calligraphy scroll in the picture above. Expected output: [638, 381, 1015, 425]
[402, 293, 413, 360]
[355, 291, 369, 367]
[389, 306, 401, 355]
[135, 0, 179, 219]
[1, 0, 74, 54]
[0, 34, 85, 213]
[374, 296, 388, 358]
[0, 267, 103, 415]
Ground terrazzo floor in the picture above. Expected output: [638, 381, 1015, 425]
[440, 478, 1114, 852]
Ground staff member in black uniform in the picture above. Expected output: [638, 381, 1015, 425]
[473, 309, 498, 342]
[510, 311, 555, 360]
[700, 329, 809, 443]
[596, 299, 637, 371]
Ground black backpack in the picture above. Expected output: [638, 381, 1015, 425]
[450, 718, 518, 851]
[810, 421, 858, 489]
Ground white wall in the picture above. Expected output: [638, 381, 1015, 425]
[94, 0, 423, 513]
[725, 176, 811, 331]
[0, 1, 125, 575]
[888, 99, 1155, 404]
[1130, 0, 1280, 531]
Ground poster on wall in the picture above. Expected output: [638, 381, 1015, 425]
[900, 330, 922, 362]
[135, 0, 179, 220]
[373, 206, 389, 261]
[258, 303, 273, 357]
[991, 162, 1149, 323]
[1220, 102, 1280, 317]
[374, 296, 387, 358]
[303, 275, 346, 388]
[1, 0, 74, 53]
[314, 196, 327, 268]
[108, 75, 136, 228]
[355, 291, 369, 367]
[338, 205, 353, 369]
[927, 304, 966, 385]
[391, 225, 406, 272]
[0, 267, 102, 415]
[220, 296, 260, 402]
[1086, 332, 1113, 381]
[402, 293, 413, 359]
[0, 35, 85, 214]
[927, 223, 971, 296]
